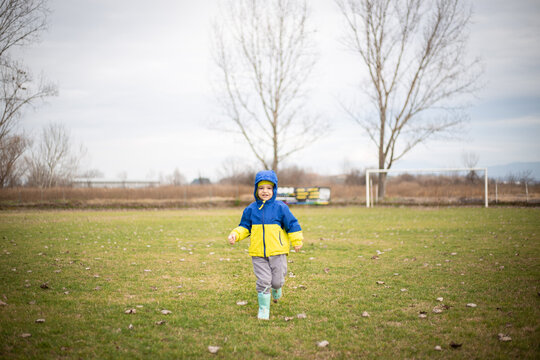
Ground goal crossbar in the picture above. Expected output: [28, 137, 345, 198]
[365, 168, 489, 208]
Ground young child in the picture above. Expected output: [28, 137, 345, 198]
[228, 170, 303, 320]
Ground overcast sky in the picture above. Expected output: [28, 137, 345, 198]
[17, 0, 540, 181]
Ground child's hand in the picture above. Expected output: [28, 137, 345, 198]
[228, 233, 236, 245]
[294, 244, 302, 252]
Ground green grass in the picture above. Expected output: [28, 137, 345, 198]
[0, 207, 539, 359]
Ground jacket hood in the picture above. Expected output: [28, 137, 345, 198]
[254, 170, 278, 203]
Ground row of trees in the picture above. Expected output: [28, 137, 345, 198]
[217, 164, 538, 187]
[0, 0, 61, 188]
[1, 0, 483, 199]
[213, 0, 482, 199]
[1, 122, 84, 187]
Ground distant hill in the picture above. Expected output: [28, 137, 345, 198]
[487, 162, 540, 181]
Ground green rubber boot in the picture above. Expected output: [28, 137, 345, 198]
[271, 288, 282, 303]
[257, 292, 271, 320]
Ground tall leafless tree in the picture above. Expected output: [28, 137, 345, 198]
[213, 0, 325, 172]
[336, 0, 482, 198]
[0, 0, 57, 186]
[25, 123, 84, 187]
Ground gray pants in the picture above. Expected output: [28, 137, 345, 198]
[252, 255, 287, 294]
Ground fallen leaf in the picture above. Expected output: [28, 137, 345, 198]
[35, 319, 45, 323]
[124, 309, 136, 314]
[436, 297, 444, 302]
[376, 281, 385, 285]
[498, 333, 512, 342]
[160, 310, 172, 315]
[0, 300, 6, 306]
[21, 333, 31, 338]
[434, 345, 442, 351]
[361, 311, 370, 317]
[323, 268, 330, 274]
[297, 313, 307, 319]
[128, 324, 134, 330]
[236, 301, 248, 306]
[466, 303, 477, 308]
[284, 316, 294, 321]
[400, 288, 408, 292]
[317, 340, 329, 348]
[419, 313, 427, 319]
[40, 283, 49, 289]
[155, 320, 166, 325]
[208, 346, 220, 354]
[449, 341, 462, 349]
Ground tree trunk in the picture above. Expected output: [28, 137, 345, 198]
[378, 172, 387, 200]
[378, 142, 386, 199]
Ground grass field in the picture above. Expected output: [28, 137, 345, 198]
[0, 207, 539, 359]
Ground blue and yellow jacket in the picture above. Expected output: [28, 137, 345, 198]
[230, 170, 303, 257]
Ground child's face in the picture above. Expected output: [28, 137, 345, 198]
[257, 184, 273, 201]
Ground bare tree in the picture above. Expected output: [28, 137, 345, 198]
[517, 170, 533, 185]
[0, 0, 57, 182]
[163, 167, 186, 186]
[336, 0, 482, 199]
[218, 156, 255, 185]
[0, 133, 29, 187]
[0, 61, 56, 140]
[213, 0, 325, 171]
[461, 150, 479, 183]
[0, 0, 49, 57]
[25, 122, 84, 187]
[78, 168, 104, 179]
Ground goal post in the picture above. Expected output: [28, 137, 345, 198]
[365, 167, 489, 208]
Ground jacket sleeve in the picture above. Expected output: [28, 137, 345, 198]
[281, 204, 303, 247]
[230, 226, 250, 242]
[230, 206, 252, 242]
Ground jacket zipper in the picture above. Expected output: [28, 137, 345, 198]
[261, 205, 266, 257]
[279, 233, 283, 246]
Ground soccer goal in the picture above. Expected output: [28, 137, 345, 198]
[365, 168, 489, 208]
